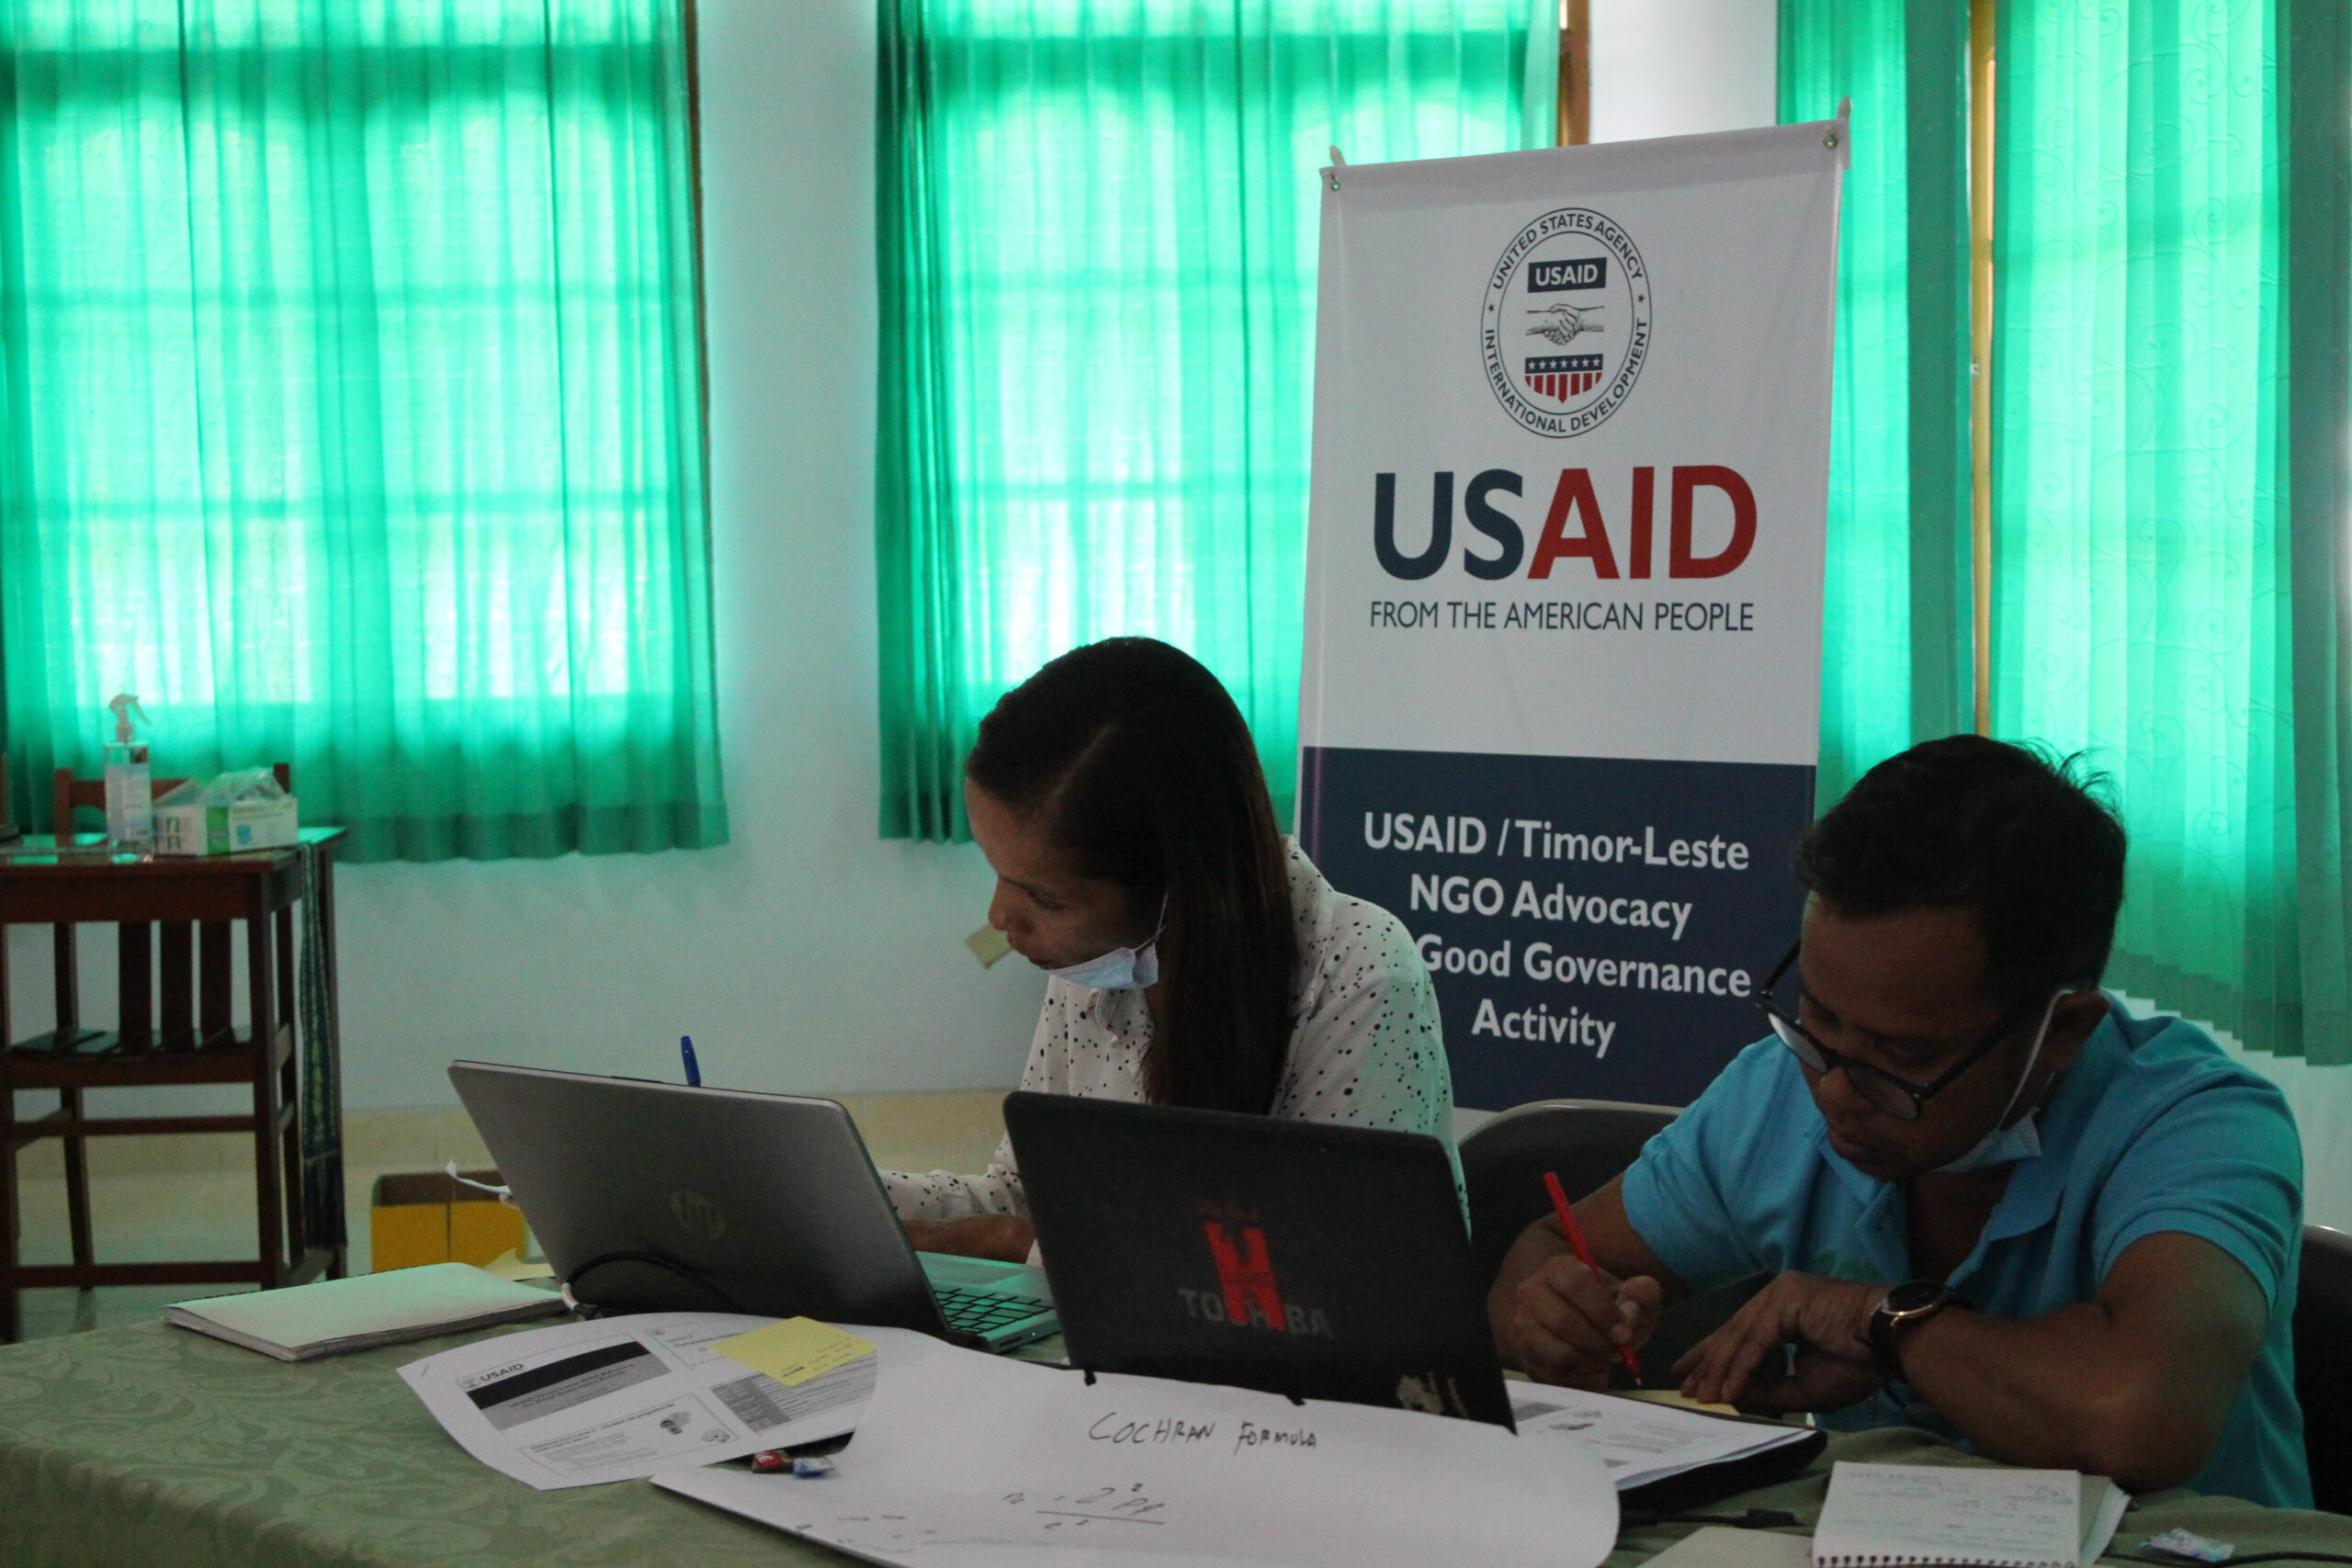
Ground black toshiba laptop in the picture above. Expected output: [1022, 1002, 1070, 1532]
[1002, 1091, 1515, 1428]
[1006, 1092, 1826, 1509]
[448, 1062, 1057, 1353]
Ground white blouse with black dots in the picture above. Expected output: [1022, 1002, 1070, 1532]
[883, 840, 1454, 1222]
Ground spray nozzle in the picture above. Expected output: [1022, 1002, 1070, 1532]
[106, 694, 149, 745]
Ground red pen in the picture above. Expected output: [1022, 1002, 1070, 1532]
[1543, 1169, 1644, 1383]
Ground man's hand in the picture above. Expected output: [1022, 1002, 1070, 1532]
[1673, 1270, 1886, 1414]
[1487, 1178, 1685, 1387]
[903, 1214, 1036, 1263]
[1498, 1254, 1665, 1389]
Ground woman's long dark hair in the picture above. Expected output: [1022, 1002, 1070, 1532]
[966, 637, 1296, 1115]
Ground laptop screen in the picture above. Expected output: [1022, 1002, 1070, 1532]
[1004, 1092, 1512, 1427]
[447, 1062, 947, 1332]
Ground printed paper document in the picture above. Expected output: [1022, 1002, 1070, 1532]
[1507, 1385, 1814, 1491]
[400, 1312, 873, 1490]
[657, 1325, 1619, 1568]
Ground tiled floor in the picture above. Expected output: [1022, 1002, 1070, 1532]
[6, 1089, 1010, 1342]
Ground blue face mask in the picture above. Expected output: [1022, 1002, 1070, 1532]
[1045, 902, 1166, 992]
[1934, 991, 2062, 1175]
[1046, 937, 1159, 991]
[1935, 1109, 2043, 1174]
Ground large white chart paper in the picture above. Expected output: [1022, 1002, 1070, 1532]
[1297, 121, 1847, 1111]
[658, 1326, 1619, 1568]
[399, 1312, 874, 1490]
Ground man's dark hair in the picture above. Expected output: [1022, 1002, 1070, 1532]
[1795, 735, 2126, 1001]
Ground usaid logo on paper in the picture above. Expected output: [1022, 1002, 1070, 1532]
[1482, 209, 1651, 438]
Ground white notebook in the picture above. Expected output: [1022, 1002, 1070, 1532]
[1813, 1462, 2130, 1568]
[167, 1263, 565, 1360]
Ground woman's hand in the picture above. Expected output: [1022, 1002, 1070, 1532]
[903, 1214, 1037, 1263]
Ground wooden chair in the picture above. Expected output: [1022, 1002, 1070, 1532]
[0, 763, 321, 1340]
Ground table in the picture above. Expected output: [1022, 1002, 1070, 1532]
[3, 1320, 2347, 1568]
[1, 830, 348, 1337]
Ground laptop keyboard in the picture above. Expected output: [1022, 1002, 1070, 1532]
[933, 1284, 1051, 1337]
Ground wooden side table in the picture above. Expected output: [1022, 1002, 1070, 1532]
[0, 829, 347, 1340]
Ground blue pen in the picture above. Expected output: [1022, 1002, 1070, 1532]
[680, 1034, 701, 1088]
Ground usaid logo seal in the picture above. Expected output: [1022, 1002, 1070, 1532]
[1481, 208, 1651, 438]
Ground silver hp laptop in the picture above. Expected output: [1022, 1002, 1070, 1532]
[447, 1062, 1057, 1352]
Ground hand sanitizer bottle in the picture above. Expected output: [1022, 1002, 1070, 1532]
[102, 693, 153, 851]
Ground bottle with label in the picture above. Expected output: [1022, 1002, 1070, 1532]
[102, 693, 153, 851]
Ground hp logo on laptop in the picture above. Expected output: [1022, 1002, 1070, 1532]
[670, 1188, 728, 1241]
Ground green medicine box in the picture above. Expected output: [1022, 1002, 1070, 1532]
[153, 795, 300, 856]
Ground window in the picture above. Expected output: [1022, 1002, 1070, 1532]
[1784, 0, 2352, 1064]
[876, 0, 1555, 840]
[0, 0, 725, 860]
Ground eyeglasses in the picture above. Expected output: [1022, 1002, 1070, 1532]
[1754, 943, 2041, 1122]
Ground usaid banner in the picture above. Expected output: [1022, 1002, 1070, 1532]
[1298, 122, 1846, 1111]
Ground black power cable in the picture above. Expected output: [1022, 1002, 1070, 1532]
[1620, 1508, 1803, 1532]
[563, 1249, 744, 1314]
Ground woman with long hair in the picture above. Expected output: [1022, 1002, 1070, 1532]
[888, 637, 1453, 1261]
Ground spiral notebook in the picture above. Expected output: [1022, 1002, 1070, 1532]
[1812, 1462, 2129, 1568]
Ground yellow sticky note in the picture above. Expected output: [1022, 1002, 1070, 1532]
[1616, 1388, 1738, 1415]
[713, 1317, 876, 1387]
[966, 924, 1014, 967]
[481, 1248, 557, 1283]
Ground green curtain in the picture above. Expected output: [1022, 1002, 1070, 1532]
[0, 0, 725, 862]
[1777, 0, 1973, 809]
[876, 0, 1555, 842]
[1990, 0, 2351, 1064]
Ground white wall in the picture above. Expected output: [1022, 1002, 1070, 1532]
[0, 1, 1780, 1121]
[1589, 0, 1780, 144]
[2, 2, 1782, 1123]
[322, 0, 1049, 1106]
[2226, 1043, 2352, 1240]
[338, 0, 1050, 1106]
[7, 0, 1048, 1113]
[11, 0, 2351, 1236]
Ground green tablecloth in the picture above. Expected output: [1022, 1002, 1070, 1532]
[3, 1319, 2346, 1567]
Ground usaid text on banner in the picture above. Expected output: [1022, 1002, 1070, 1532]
[1297, 748, 1815, 1108]
[1296, 124, 1844, 1106]
[1299, 128, 1841, 768]
[1369, 465, 1758, 585]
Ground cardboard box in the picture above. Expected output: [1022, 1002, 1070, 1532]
[369, 1170, 527, 1273]
[153, 795, 299, 856]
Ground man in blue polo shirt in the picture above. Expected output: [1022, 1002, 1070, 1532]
[1487, 737, 2309, 1506]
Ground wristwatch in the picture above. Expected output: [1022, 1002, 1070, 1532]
[1866, 1281, 1962, 1379]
